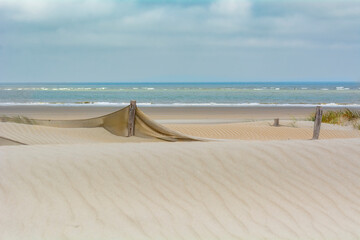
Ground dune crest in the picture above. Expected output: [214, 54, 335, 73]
[1, 139, 360, 239]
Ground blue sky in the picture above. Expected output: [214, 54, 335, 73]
[0, 0, 359, 82]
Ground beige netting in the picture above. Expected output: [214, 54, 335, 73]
[0, 105, 200, 145]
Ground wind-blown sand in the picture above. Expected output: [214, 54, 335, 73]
[1, 139, 360, 239]
[0, 122, 160, 145]
[1, 106, 360, 239]
[165, 120, 360, 140]
[1, 120, 359, 145]
[2, 105, 360, 121]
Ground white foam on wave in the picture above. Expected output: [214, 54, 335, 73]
[0, 102, 360, 107]
[336, 87, 350, 90]
[0, 87, 111, 91]
[1, 86, 359, 92]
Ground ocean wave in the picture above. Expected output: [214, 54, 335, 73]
[336, 87, 350, 90]
[0, 87, 110, 91]
[1, 87, 359, 91]
[0, 102, 359, 107]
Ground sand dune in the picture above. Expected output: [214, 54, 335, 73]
[1, 139, 360, 239]
[1, 120, 359, 146]
[0, 122, 160, 145]
[167, 120, 360, 140]
[0, 136, 24, 145]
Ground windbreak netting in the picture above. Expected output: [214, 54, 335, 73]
[0, 106, 200, 145]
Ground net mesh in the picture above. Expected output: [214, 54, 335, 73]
[0, 105, 199, 145]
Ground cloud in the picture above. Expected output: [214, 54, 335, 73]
[210, 0, 251, 16]
[0, 0, 359, 50]
[0, 0, 115, 21]
[1, 1, 360, 82]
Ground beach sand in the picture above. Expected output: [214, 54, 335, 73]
[1, 139, 360, 239]
[1, 106, 359, 144]
[1, 106, 360, 239]
[2, 105, 358, 121]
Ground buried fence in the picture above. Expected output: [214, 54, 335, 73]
[272, 106, 323, 140]
[126, 101, 325, 140]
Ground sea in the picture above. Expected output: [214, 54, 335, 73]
[0, 82, 359, 107]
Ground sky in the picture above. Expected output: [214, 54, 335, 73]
[0, 0, 360, 83]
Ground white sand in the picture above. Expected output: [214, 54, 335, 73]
[1, 120, 359, 145]
[166, 120, 360, 140]
[0, 122, 160, 145]
[1, 139, 360, 239]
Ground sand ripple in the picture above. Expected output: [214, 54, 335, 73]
[1, 139, 360, 239]
[165, 121, 360, 140]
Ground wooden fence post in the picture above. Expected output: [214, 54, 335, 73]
[273, 118, 279, 127]
[128, 100, 136, 137]
[312, 106, 323, 140]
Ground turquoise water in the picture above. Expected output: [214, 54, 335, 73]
[0, 82, 359, 106]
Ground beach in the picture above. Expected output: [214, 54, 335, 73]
[2, 0, 360, 237]
[1, 105, 359, 141]
[1, 139, 360, 239]
[1, 105, 360, 239]
[1, 105, 359, 121]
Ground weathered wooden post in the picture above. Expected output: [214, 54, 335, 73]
[312, 106, 323, 140]
[273, 118, 279, 127]
[128, 100, 136, 137]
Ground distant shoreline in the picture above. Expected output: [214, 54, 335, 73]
[1, 102, 360, 107]
[1, 82, 359, 107]
[1, 81, 359, 84]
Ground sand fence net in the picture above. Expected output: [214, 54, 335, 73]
[0, 105, 199, 145]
